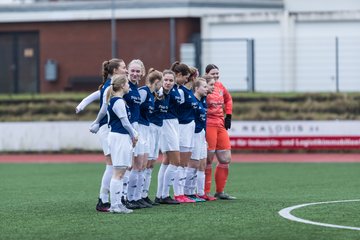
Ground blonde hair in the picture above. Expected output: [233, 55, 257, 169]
[106, 74, 128, 103]
[202, 75, 215, 84]
[128, 59, 146, 77]
[193, 77, 206, 92]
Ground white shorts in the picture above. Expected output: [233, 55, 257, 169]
[108, 132, 133, 167]
[161, 118, 180, 152]
[191, 130, 207, 160]
[179, 120, 195, 149]
[98, 124, 110, 156]
[135, 124, 150, 156]
[148, 123, 162, 160]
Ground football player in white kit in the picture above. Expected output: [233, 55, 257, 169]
[106, 74, 138, 213]
[77, 59, 127, 212]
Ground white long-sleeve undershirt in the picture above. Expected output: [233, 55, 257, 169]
[92, 87, 109, 124]
[76, 90, 100, 112]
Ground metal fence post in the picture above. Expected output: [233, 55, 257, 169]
[335, 36, 339, 93]
[247, 39, 255, 92]
[170, 18, 176, 65]
[111, 0, 117, 58]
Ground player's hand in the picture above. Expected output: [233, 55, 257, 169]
[132, 136, 138, 147]
[75, 105, 83, 114]
[224, 114, 232, 130]
[89, 122, 100, 133]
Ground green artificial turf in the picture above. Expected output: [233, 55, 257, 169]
[0, 163, 359, 240]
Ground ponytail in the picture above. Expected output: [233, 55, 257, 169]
[170, 61, 190, 76]
[99, 58, 123, 90]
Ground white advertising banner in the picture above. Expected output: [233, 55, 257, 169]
[228, 121, 360, 149]
[1, 121, 360, 151]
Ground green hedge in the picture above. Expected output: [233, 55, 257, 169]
[1, 92, 360, 121]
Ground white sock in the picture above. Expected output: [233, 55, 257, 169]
[196, 170, 205, 196]
[162, 164, 177, 198]
[156, 164, 168, 198]
[191, 171, 198, 195]
[99, 165, 113, 203]
[142, 168, 153, 198]
[179, 167, 186, 196]
[110, 178, 123, 207]
[134, 170, 144, 200]
[127, 169, 138, 201]
[122, 170, 130, 200]
[184, 167, 196, 195]
[173, 166, 182, 196]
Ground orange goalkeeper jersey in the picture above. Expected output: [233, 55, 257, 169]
[206, 81, 233, 127]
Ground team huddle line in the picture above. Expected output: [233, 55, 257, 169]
[76, 59, 235, 214]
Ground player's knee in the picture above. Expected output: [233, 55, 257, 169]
[218, 158, 231, 164]
[217, 153, 231, 164]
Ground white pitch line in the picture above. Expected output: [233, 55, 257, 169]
[278, 199, 360, 231]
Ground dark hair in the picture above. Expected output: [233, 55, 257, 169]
[170, 61, 190, 76]
[163, 69, 175, 79]
[205, 64, 219, 74]
[99, 58, 123, 90]
[187, 66, 198, 83]
[146, 68, 163, 85]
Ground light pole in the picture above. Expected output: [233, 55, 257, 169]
[111, 0, 117, 58]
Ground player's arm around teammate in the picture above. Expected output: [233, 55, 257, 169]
[107, 74, 138, 214]
[204, 64, 236, 200]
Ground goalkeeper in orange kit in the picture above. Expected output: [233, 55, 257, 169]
[204, 64, 236, 200]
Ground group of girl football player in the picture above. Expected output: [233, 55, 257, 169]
[76, 59, 235, 214]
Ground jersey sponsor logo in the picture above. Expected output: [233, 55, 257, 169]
[131, 95, 141, 104]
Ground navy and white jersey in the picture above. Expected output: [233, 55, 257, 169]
[194, 97, 207, 133]
[138, 86, 155, 126]
[123, 81, 141, 123]
[163, 85, 181, 120]
[178, 85, 198, 124]
[149, 93, 170, 127]
[200, 96, 207, 130]
[108, 97, 131, 135]
[200, 96, 208, 111]
[99, 78, 111, 127]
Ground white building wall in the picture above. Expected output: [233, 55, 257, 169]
[294, 21, 360, 92]
[285, 0, 360, 12]
[0, 122, 100, 152]
[201, 13, 283, 92]
[202, 10, 360, 92]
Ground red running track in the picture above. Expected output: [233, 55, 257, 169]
[1, 153, 360, 163]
